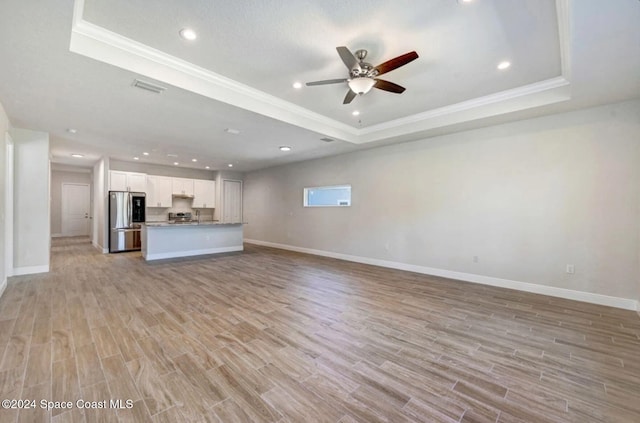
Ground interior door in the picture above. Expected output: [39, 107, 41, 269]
[62, 183, 90, 236]
[222, 179, 242, 223]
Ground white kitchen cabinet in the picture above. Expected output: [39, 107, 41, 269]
[109, 170, 147, 192]
[109, 171, 128, 191]
[146, 175, 173, 208]
[172, 177, 194, 196]
[128, 173, 147, 192]
[192, 180, 215, 208]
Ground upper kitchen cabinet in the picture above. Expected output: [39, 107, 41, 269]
[172, 177, 194, 197]
[109, 170, 147, 192]
[128, 173, 148, 192]
[193, 180, 215, 208]
[146, 175, 173, 208]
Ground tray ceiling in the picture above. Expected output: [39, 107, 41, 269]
[0, 0, 638, 171]
[81, 0, 562, 127]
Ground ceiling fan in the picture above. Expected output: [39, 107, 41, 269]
[306, 46, 419, 104]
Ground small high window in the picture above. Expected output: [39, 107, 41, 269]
[303, 185, 351, 207]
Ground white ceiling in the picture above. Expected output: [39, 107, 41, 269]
[81, 0, 562, 126]
[0, 0, 638, 172]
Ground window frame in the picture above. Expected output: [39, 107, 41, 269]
[303, 184, 352, 208]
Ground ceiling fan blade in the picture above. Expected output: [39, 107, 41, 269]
[336, 46, 358, 70]
[343, 89, 357, 104]
[373, 51, 419, 76]
[306, 78, 348, 86]
[374, 79, 406, 94]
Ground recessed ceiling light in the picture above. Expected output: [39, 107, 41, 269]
[292, 82, 302, 89]
[458, 0, 473, 3]
[71, 153, 84, 158]
[497, 61, 511, 70]
[225, 128, 240, 135]
[279, 146, 292, 152]
[228, 163, 233, 167]
[167, 153, 178, 158]
[173, 162, 179, 166]
[192, 158, 197, 162]
[179, 28, 197, 41]
[205, 166, 210, 169]
[352, 110, 360, 116]
[133, 157, 139, 160]
[142, 152, 149, 156]
[67, 128, 77, 134]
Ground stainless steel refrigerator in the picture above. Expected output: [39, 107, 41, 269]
[109, 191, 146, 253]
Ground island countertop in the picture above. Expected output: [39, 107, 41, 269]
[144, 221, 245, 227]
[141, 221, 244, 260]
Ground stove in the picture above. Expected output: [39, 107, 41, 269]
[168, 212, 193, 224]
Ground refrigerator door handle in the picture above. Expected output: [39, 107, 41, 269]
[127, 193, 133, 225]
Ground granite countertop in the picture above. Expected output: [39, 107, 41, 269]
[144, 221, 245, 227]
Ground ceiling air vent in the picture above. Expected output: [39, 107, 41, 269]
[132, 79, 166, 94]
[320, 137, 335, 143]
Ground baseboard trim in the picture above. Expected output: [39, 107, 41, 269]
[0, 277, 7, 299]
[12, 265, 50, 276]
[244, 239, 639, 311]
[143, 246, 244, 261]
[92, 242, 108, 254]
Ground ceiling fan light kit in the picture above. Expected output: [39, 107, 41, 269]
[306, 46, 419, 104]
[348, 77, 375, 95]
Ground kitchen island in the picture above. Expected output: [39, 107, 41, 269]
[141, 222, 244, 261]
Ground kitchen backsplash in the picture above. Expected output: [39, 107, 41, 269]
[146, 197, 215, 222]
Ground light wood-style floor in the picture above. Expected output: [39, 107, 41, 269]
[1, 237, 639, 423]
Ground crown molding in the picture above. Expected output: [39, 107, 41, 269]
[70, 0, 359, 143]
[556, 0, 572, 80]
[356, 77, 571, 144]
[70, 0, 572, 146]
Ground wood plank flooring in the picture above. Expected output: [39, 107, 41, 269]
[0, 236, 639, 422]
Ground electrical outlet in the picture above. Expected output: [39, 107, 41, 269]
[566, 264, 575, 274]
[473, 256, 479, 263]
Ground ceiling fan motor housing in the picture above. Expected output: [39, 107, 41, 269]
[351, 62, 376, 78]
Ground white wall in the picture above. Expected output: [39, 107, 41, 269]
[50, 169, 92, 236]
[0, 101, 10, 296]
[10, 128, 50, 275]
[244, 100, 640, 309]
